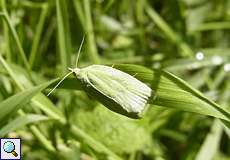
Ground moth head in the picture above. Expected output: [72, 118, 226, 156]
[68, 67, 80, 74]
[47, 35, 85, 96]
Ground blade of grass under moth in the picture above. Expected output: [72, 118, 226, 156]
[114, 64, 230, 122]
[0, 114, 50, 137]
[29, 3, 48, 68]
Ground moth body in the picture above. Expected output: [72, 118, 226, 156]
[69, 65, 152, 118]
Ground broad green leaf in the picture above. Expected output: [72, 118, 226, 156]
[73, 106, 151, 154]
[0, 114, 50, 137]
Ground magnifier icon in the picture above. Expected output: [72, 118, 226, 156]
[3, 141, 18, 157]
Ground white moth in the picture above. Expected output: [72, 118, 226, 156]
[48, 37, 152, 119]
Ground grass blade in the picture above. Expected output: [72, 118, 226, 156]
[195, 120, 223, 160]
[0, 81, 53, 122]
[145, 5, 193, 57]
[114, 64, 230, 121]
[0, 114, 50, 137]
[0, 0, 30, 70]
[56, 0, 71, 74]
[83, 0, 100, 64]
[29, 4, 49, 68]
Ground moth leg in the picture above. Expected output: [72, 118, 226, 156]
[111, 64, 115, 68]
[133, 73, 138, 77]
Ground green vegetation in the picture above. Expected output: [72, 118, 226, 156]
[0, 0, 230, 159]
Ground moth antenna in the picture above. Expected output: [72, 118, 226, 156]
[47, 71, 73, 96]
[75, 35, 85, 67]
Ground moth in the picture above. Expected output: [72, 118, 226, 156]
[48, 36, 152, 119]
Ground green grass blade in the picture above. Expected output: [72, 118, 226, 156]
[32, 93, 65, 123]
[0, 114, 50, 137]
[114, 64, 230, 121]
[145, 5, 193, 57]
[192, 22, 230, 32]
[1, 0, 11, 61]
[0, 81, 53, 122]
[0, 54, 65, 123]
[195, 120, 223, 160]
[0, 0, 30, 70]
[29, 4, 48, 68]
[73, 0, 85, 27]
[56, 0, 71, 74]
[83, 0, 100, 64]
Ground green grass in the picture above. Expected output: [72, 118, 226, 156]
[0, 0, 230, 159]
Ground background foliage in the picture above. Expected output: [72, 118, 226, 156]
[0, 0, 230, 159]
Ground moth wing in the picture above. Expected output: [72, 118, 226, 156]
[84, 65, 152, 113]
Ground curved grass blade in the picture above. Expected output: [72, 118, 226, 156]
[114, 64, 230, 121]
